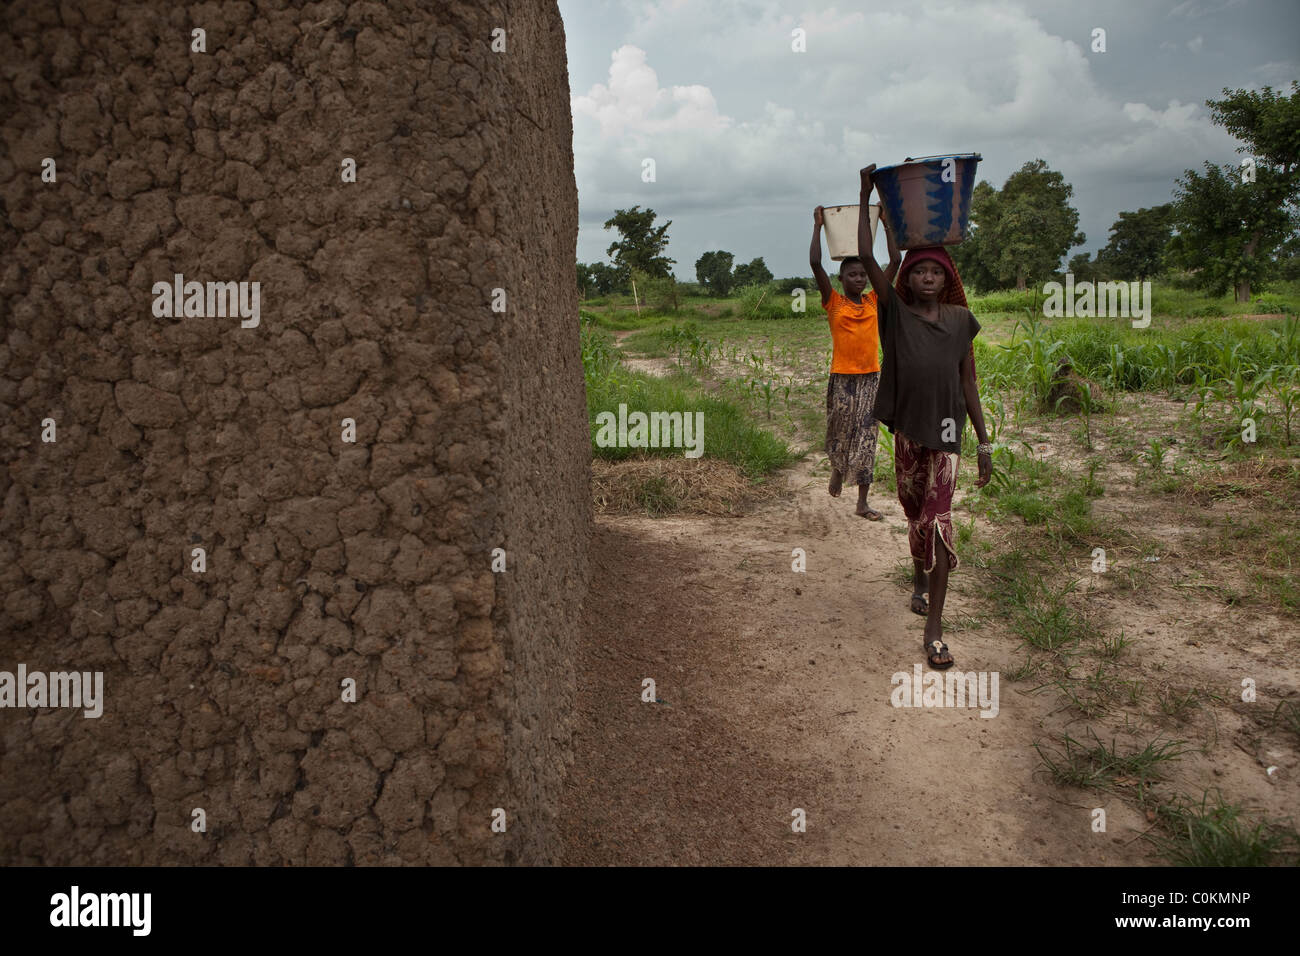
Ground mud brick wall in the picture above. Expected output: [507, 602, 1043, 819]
[0, 0, 588, 865]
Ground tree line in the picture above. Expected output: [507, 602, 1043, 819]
[576, 207, 776, 298]
[578, 83, 1299, 304]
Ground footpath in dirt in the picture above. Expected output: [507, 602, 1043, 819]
[556, 451, 1156, 865]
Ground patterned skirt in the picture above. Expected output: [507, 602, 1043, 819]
[894, 430, 960, 573]
[825, 372, 881, 487]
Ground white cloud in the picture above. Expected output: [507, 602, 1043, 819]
[1250, 61, 1299, 87]
[568, 0, 1248, 271]
[571, 46, 731, 139]
[1167, 0, 1247, 17]
[1187, 35, 1204, 52]
[622, 0, 866, 48]
[1121, 100, 1200, 125]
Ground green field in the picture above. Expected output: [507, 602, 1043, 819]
[579, 276, 1300, 864]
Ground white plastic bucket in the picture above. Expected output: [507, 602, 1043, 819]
[823, 203, 880, 261]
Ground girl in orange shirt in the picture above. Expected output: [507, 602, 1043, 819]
[811, 205, 901, 519]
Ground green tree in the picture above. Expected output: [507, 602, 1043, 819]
[1167, 163, 1294, 300]
[731, 257, 773, 288]
[695, 250, 735, 296]
[1275, 233, 1300, 281]
[1067, 252, 1100, 283]
[603, 206, 676, 279]
[577, 261, 625, 296]
[949, 180, 1001, 292]
[990, 160, 1085, 290]
[949, 165, 1082, 291]
[1097, 204, 1173, 280]
[1168, 82, 1300, 301]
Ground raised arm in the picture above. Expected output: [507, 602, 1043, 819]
[858, 166, 891, 300]
[810, 206, 834, 305]
[883, 212, 901, 283]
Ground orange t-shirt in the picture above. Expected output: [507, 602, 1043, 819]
[824, 289, 881, 374]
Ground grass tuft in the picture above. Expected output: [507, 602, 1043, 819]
[1034, 729, 1191, 791]
[1146, 791, 1300, 866]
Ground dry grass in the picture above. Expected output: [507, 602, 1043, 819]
[590, 457, 787, 516]
[1173, 458, 1300, 505]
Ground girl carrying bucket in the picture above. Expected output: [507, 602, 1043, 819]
[810, 205, 901, 519]
[858, 164, 993, 670]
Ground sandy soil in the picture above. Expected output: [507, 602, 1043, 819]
[558, 329, 1299, 866]
[556, 455, 1159, 865]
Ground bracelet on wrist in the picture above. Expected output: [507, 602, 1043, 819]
[976, 442, 994, 456]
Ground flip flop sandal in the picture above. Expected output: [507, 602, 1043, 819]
[910, 592, 928, 615]
[858, 507, 884, 521]
[926, 640, 954, 670]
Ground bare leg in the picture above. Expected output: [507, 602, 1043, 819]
[924, 542, 951, 658]
[828, 468, 843, 497]
[855, 484, 882, 519]
[911, 560, 927, 614]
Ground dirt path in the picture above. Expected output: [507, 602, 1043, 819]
[611, 329, 674, 377]
[557, 453, 1155, 864]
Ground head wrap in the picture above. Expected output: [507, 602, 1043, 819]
[894, 245, 976, 382]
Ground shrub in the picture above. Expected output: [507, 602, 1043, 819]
[774, 276, 813, 295]
[969, 288, 1040, 314]
[736, 283, 788, 320]
[642, 275, 681, 312]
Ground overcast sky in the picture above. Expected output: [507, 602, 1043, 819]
[557, 0, 1299, 281]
